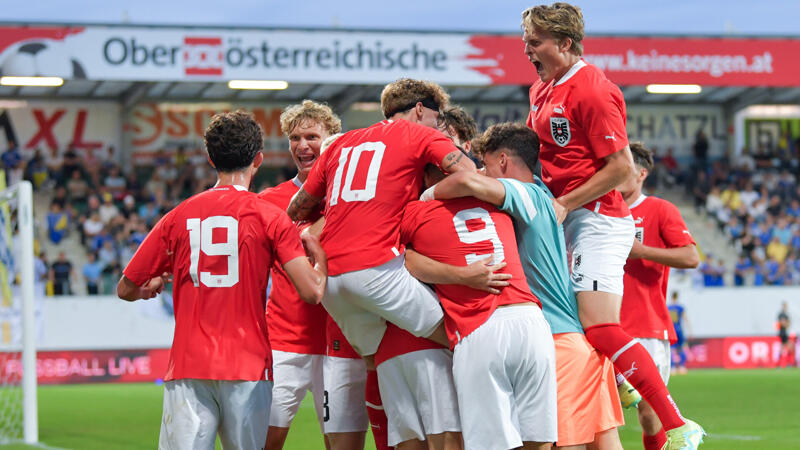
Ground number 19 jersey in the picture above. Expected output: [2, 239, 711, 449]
[123, 185, 306, 382]
[302, 119, 456, 276]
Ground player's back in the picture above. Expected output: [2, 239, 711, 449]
[157, 185, 298, 381]
[496, 177, 583, 335]
[400, 197, 539, 348]
[303, 119, 455, 275]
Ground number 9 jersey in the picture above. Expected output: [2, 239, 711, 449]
[302, 119, 457, 276]
[123, 185, 306, 382]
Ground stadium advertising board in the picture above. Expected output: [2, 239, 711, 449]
[0, 100, 120, 155]
[124, 102, 292, 166]
[0, 26, 798, 86]
[685, 336, 798, 369]
[0, 349, 169, 384]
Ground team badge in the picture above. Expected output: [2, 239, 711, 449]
[550, 117, 571, 147]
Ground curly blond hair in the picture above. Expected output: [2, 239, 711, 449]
[521, 2, 585, 56]
[280, 100, 342, 136]
[380, 78, 450, 119]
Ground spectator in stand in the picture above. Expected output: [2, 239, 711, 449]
[753, 144, 775, 169]
[766, 236, 789, 263]
[723, 217, 743, 243]
[65, 169, 91, 204]
[45, 146, 64, 187]
[739, 180, 759, 210]
[766, 195, 783, 218]
[50, 251, 74, 295]
[720, 183, 741, 212]
[91, 225, 115, 253]
[125, 170, 143, 202]
[61, 143, 82, 180]
[144, 172, 167, 205]
[104, 166, 127, 200]
[98, 239, 118, 271]
[98, 192, 119, 225]
[82, 252, 104, 295]
[774, 218, 793, 245]
[46, 202, 70, 244]
[1, 140, 23, 186]
[24, 149, 48, 189]
[733, 255, 752, 286]
[119, 194, 137, 219]
[81, 211, 104, 246]
[770, 262, 793, 286]
[99, 146, 117, 177]
[83, 147, 102, 188]
[119, 240, 138, 270]
[692, 130, 709, 174]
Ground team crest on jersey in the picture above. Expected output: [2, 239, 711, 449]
[550, 117, 571, 147]
[635, 226, 644, 242]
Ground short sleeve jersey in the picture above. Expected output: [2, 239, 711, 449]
[259, 178, 327, 355]
[498, 178, 583, 334]
[326, 315, 361, 360]
[621, 195, 695, 343]
[123, 185, 305, 381]
[400, 198, 540, 349]
[526, 60, 630, 217]
[302, 119, 457, 275]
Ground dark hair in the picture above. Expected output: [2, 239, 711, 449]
[473, 122, 540, 173]
[629, 141, 654, 172]
[380, 78, 450, 119]
[438, 106, 478, 143]
[203, 110, 263, 172]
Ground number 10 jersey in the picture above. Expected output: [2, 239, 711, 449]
[123, 184, 306, 382]
[302, 119, 456, 276]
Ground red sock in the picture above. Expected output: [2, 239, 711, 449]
[643, 429, 667, 450]
[585, 323, 686, 431]
[365, 370, 391, 450]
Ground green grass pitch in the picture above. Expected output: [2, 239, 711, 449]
[4, 369, 798, 449]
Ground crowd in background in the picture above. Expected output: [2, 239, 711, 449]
[4, 124, 800, 294]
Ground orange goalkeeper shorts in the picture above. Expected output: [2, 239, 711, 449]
[554, 332, 625, 447]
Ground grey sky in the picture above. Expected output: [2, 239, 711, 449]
[3, 0, 800, 36]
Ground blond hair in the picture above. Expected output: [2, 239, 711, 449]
[380, 78, 450, 119]
[521, 2, 585, 56]
[280, 100, 342, 136]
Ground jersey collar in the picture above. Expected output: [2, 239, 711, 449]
[630, 193, 647, 209]
[213, 181, 248, 191]
[554, 59, 587, 87]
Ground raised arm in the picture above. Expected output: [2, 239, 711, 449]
[553, 145, 635, 222]
[405, 249, 511, 294]
[423, 171, 506, 206]
[283, 234, 328, 305]
[440, 149, 477, 174]
[628, 242, 700, 269]
[287, 188, 322, 221]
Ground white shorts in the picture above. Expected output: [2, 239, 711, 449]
[159, 379, 271, 450]
[324, 254, 444, 356]
[563, 208, 634, 296]
[453, 305, 557, 450]
[377, 349, 461, 446]
[322, 355, 369, 434]
[270, 350, 325, 429]
[635, 338, 671, 384]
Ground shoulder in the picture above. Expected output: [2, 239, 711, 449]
[573, 63, 624, 100]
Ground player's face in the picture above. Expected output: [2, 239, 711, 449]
[289, 120, 328, 181]
[618, 164, 647, 197]
[523, 27, 569, 83]
[481, 151, 503, 179]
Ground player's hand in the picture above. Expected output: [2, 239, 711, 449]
[139, 276, 166, 299]
[628, 238, 646, 259]
[552, 197, 568, 224]
[460, 256, 512, 295]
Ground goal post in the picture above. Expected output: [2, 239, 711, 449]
[0, 180, 37, 444]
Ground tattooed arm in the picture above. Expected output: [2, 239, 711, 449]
[287, 188, 323, 221]
[440, 149, 476, 174]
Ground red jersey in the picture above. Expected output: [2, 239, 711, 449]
[375, 323, 444, 367]
[526, 60, 630, 217]
[123, 185, 305, 381]
[302, 119, 457, 276]
[259, 178, 327, 355]
[621, 195, 695, 343]
[326, 315, 361, 359]
[400, 198, 540, 349]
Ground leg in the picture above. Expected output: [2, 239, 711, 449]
[521, 442, 552, 450]
[158, 379, 219, 450]
[328, 432, 367, 450]
[365, 369, 391, 450]
[638, 401, 666, 450]
[426, 431, 463, 450]
[217, 380, 271, 450]
[267, 351, 316, 450]
[265, 427, 290, 450]
[323, 356, 369, 450]
[586, 428, 622, 450]
[578, 291, 686, 432]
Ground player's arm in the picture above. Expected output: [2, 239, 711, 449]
[553, 145, 635, 222]
[628, 242, 700, 269]
[405, 249, 511, 294]
[422, 171, 506, 206]
[440, 149, 476, 174]
[287, 188, 322, 222]
[283, 234, 327, 305]
[117, 273, 168, 301]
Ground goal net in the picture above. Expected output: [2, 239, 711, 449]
[0, 179, 37, 444]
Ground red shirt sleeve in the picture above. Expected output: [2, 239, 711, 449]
[400, 201, 425, 245]
[301, 148, 329, 199]
[409, 122, 459, 171]
[123, 213, 172, 286]
[659, 200, 696, 248]
[268, 208, 307, 266]
[578, 82, 629, 159]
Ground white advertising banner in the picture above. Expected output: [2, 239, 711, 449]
[0, 100, 120, 156]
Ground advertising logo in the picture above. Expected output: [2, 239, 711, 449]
[183, 37, 223, 76]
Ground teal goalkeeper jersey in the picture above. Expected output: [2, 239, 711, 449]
[498, 177, 583, 334]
